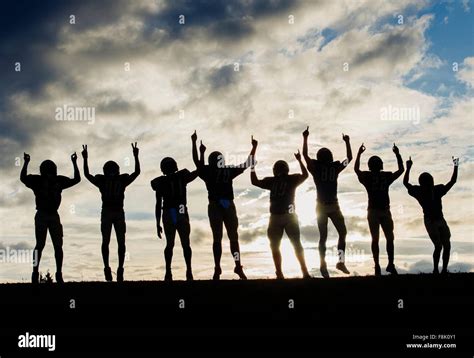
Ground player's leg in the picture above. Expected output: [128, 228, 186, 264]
[424, 218, 442, 274]
[316, 204, 330, 278]
[368, 210, 381, 276]
[162, 210, 177, 281]
[285, 214, 311, 278]
[177, 213, 193, 280]
[32, 212, 47, 283]
[439, 219, 451, 274]
[224, 202, 246, 279]
[114, 211, 127, 282]
[329, 206, 350, 274]
[100, 210, 113, 281]
[267, 215, 285, 278]
[208, 201, 224, 280]
[380, 209, 397, 274]
[48, 213, 64, 283]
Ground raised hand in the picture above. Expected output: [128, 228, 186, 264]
[302, 126, 309, 138]
[392, 143, 400, 155]
[71, 152, 78, 162]
[23, 152, 30, 163]
[358, 143, 366, 154]
[342, 133, 350, 142]
[191, 130, 197, 142]
[294, 149, 302, 161]
[406, 156, 412, 169]
[131, 142, 139, 157]
[81, 145, 88, 159]
[251, 135, 258, 148]
[452, 156, 459, 167]
[199, 140, 206, 153]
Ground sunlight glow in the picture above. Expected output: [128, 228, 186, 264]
[295, 182, 316, 226]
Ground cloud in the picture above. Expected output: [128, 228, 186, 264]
[146, 0, 295, 40]
[462, 0, 471, 12]
[457, 57, 474, 88]
[0, 241, 32, 251]
[408, 259, 474, 273]
[239, 226, 267, 244]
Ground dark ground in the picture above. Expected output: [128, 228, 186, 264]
[0, 273, 473, 355]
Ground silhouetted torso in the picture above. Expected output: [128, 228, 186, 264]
[151, 169, 196, 208]
[358, 171, 397, 209]
[94, 174, 131, 210]
[22, 175, 74, 212]
[407, 184, 448, 219]
[259, 174, 305, 214]
[309, 160, 345, 203]
[198, 166, 245, 200]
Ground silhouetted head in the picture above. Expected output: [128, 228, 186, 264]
[273, 160, 289, 177]
[419, 172, 434, 188]
[160, 157, 178, 175]
[103, 161, 120, 176]
[317, 148, 333, 163]
[40, 160, 57, 177]
[368, 156, 383, 172]
[208, 151, 224, 168]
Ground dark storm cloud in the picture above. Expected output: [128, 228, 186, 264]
[352, 32, 418, 69]
[208, 64, 239, 90]
[0, 0, 134, 97]
[0, 1, 68, 96]
[0, 0, 138, 168]
[0, 107, 32, 147]
[145, 0, 296, 41]
[0, 105, 54, 169]
[0, 0, 299, 164]
[95, 95, 149, 116]
[187, 63, 242, 93]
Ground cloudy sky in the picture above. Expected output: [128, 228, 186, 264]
[0, 0, 473, 282]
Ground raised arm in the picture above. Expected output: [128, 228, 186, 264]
[60, 152, 81, 189]
[354, 143, 365, 176]
[302, 126, 314, 171]
[250, 166, 264, 187]
[249, 137, 265, 187]
[295, 150, 308, 180]
[81, 145, 99, 186]
[445, 156, 459, 192]
[191, 130, 203, 169]
[120, 142, 141, 187]
[20, 152, 30, 184]
[71, 152, 81, 184]
[250, 135, 257, 158]
[403, 156, 413, 189]
[199, 140, 206, 167]
[81, 144, 98, 186]
[342, 133, 353, 164]
[237, 135, 258, 169]
[392, 143, 404, 179]
[127, 142, 141, 184]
